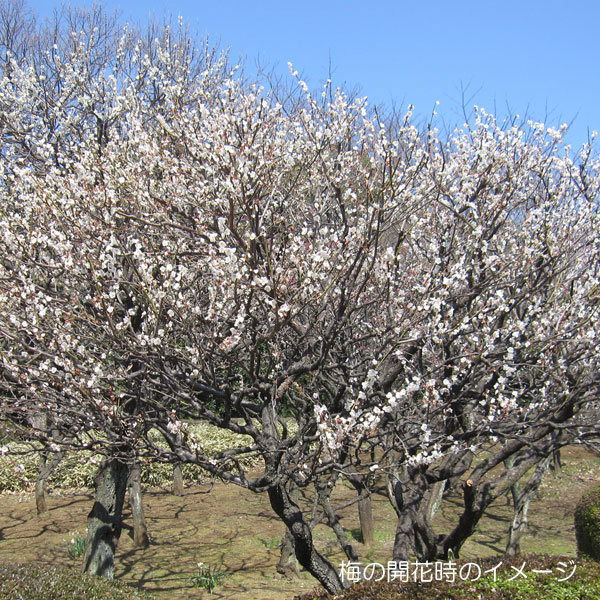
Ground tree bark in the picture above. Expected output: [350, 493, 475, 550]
[437, 480, 490, 559]
[392, 511, 417, 561]
[82, 458, 130, 578]
[347, 475, 374, 546]
[276, 481, 301, 579]
[357, 495, 374, 546]
[277, 527, 300, 579]
[315, 477, 358, 561]
[35, 449, 64, 514]
[426, 480, 445, 523]
[505, 455, 551, 555]
[504, 455, 521, 507]
[268, 482, 346, 593]
[35, 474, 47, 515]
[30, 413, 64, 515]
[128, 462, 149, 548]
[172, 431, 184, 495]
[172, 463, 184, 496]
[388, 465, 432, 561]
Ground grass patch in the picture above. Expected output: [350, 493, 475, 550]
[0, 563, 155, 600]
[347, 528, 393, 544]
[294, 555, 600, 600]
[189, 562, 229, 594]
[257, 536, 282, 550]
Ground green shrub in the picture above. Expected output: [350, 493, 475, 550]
[293, 555, 600, 600]
[0, 563, 154, 600]
[575, 483, 600, 561]
[0, 424, 259, 494]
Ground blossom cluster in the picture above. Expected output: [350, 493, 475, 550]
[0, 18, 598, 483]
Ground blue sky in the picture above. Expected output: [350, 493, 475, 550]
[29, 0, 599, 150]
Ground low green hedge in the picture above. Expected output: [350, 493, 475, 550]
[0, 449, 210, 493]
[575, 483, 600, 561]
[0, 563, 154, 600]
[0, 424, 258, 494]
[294, 555, 600, 600]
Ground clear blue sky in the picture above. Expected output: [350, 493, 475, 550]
[29, 0, 599, 150]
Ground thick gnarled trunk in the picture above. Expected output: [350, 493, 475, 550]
[261, 398, 345, 592]
[82, 458, 130, 578]
[268, 482, 345, 593]
[388, 465, 432, 561]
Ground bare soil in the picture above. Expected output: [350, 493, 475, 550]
[0, 446, 598, 599]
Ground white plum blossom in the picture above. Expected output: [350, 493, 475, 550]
[0, 11, 598, 589]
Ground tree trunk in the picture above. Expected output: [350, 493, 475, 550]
[30, 413, 64, 515]
[261, 399, 342, 590]
[277, 525, 301, 579]
[438, 479, 492, 559]
[392, 511, 416, 561]
[357, 495, 374, 546]
[550, 432, 562, 471]
[128, 462, 149, 548]
[315, 477, 358, 561]
[171, 431, 184, 495]
[505, 456, 551, 555]
[504, 455, 521, 506]
[388, 465, 432, 561]
[426, 480, 445, 522]
[172, 463, 184, 496]
[268, 482, 346, 593]
[35, 448, 64, 515]
[277, 481, 301, 579]
[506, 497, 531, 556]
[35, 453, 49, 515]
[347, 475, 374, 546]
[82, 458, 130, 578]
[35, 474, 47, 515]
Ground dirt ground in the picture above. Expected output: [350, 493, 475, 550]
[0, 446, 598, 599]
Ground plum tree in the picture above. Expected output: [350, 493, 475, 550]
[0, 2, 599, 593]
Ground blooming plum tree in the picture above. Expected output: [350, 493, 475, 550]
[0, 5, 599, 593]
